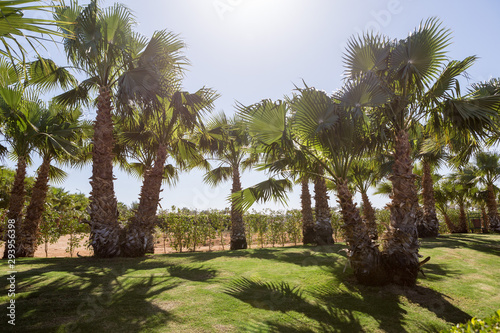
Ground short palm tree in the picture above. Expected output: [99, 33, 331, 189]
[118, 88, 217, 256]
[434, 178, 458, 233]
[0, 58, 75, 259]
[349, 158, 379, 240]
[198, 113, 258, 250]
[16, 105, 87, 257]
[415, 134, 447, 237]
[449, 167, 478, 233]
[474, 152, 500, 232]
[238, 99, 327, 245]
[290, 86, 386, 285]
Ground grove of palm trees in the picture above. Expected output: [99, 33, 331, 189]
[1, 1, 500, 332]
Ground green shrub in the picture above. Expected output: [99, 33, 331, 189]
[285, 210, 302, 246]
[441, 310, 500, 332]
[245, 211, 267, 248]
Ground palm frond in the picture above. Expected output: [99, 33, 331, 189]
[231, 178, 292, 212]
[203, 165, 232, 187]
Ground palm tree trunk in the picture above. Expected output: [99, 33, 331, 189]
[418, 160, 439, 237]
[301, 178, 315, 244]
[337, 180, 387, 285]
[230, 166, 247, 250]
[2, 157, 27, 259]
[456, 202, 468, 233]
[88, 86, 121, 258]
[382, 130, 421, 286]
[486, 183, 500, 232]
[122, 144, 168, 257]
[361, 191, 378, 240]
[314, 169, 334, 246]
[481, 206, 489, 233]
[442, 211, 456, 233]
[16, 156, 51, 257]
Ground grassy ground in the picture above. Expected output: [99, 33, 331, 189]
[1, 234, 499, 333]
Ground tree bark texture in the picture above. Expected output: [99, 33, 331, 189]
[122, 144, 168, 257]
[88, 86, 121, 258]
[486, 184, 500, 232]
[2, 157, 27, 259]
[337, 180, 387, 285]
[417, 161, 439, 238]
[16, 156, 51, 257]
[314, 169, 334, 246]
[456, 202, 468, 233]
[230, 167, 247, 250]
[382, 130, 421, 286]
[361, 191, 378, 240]
[301, 178, 316, 244]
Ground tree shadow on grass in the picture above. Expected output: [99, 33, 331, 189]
[223, 277, 364, 332]
[0, 257, 220, 333]
[1, 272, 178, 333]
[420, 263, 462, 282]
[166, 264, 218, 281]
[422, 235, 500, 256]
[403, 285, 472, 325]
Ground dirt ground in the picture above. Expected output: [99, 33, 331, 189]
[1, 233, 305, 258]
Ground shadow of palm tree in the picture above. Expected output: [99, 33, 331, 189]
[166, 264, 218, 281]
[403, 285, 472, 324]
[2, 272, 178, 332]
[223, 277, 363, 332]
[422, 235, 500, 256]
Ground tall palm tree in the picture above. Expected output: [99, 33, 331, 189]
[54, 1, 186, 257]
[198, 113, 258, 250]
[15, 105, 87, 257]
[339, 18, 500, 285]
[474, 152, 500, 232]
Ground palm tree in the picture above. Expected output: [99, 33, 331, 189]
[339, 18, 500, 285]
[414, 134, 448, 237]
[54, 1, 186, 257]
[290, 86, 387, 285]
[312, 165, 334, 245]
[449, 167, 478, 233]
[15, 105, 87, 257]
[239, 99, 335, 245]
[349, 158, 379, 240]
[300, 175, 315, 244]
[0, 57, 75, 259]
[434, 178, 457, 233]
[118, 89, 217, 257]
[198, 113, 258, 250]
[474, 152, 500, 232]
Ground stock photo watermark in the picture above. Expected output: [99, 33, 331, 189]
[213, 0, 247, 21]
[6, 219, 17, 326]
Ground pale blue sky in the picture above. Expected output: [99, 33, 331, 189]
[10, 0, 500, 211]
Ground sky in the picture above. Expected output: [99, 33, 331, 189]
[7, 0, 500, 212]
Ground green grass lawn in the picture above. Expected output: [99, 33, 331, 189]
[1, 234, 499, 332]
